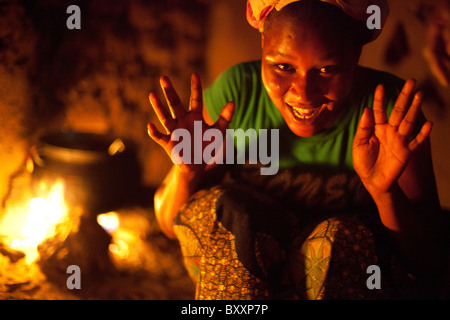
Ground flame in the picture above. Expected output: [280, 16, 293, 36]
[97, 210, 155, 271]
[7, 181, 69, 263]
[97, 211, 120, 234]
[97, 212, 130, 260]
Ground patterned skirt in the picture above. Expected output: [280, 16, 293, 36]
[173, 184, 429, 300]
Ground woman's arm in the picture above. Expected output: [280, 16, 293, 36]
[153, 166, 201, 239]
[148, 73, 234, 239]
[353, 79, 447, 277]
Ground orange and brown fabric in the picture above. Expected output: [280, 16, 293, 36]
[173, 169, 425, 299]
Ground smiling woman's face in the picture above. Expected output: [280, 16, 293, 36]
[261, 6, 362, 137]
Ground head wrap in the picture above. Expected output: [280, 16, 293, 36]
[246, 0, 389, 42]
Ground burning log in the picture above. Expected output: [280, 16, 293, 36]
[0, 242, 25, 263]
[37, 210, 117, 297]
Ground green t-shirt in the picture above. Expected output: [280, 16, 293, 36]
[204, 60, 423, 171]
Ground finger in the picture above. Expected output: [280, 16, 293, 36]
[354, 108, 374, 146]
[408, 121, 432, 152]
[147, 122, 170, 147]
[189, 73, 203, 113]
[398, 91, 423, 137]
[160, 76, 186, 119]
[373, 84, 387, 125]
[149, 92, 176, 133]
[213, 102, 235, 132]
[389, 79, 416, 128]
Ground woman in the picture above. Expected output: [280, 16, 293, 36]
[148, 0, 447, 299]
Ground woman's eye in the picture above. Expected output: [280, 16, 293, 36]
[275, 63, 294, 72]
[318, 65, 340, 75]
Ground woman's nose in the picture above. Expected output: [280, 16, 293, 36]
[288, 72, 320, 104]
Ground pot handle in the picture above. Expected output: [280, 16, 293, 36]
[108, 138, 125, 156]
[30, 145, 45, 167]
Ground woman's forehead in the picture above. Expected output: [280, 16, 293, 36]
[262, 1, 364, 49]
[266, 11, 351, 38]
[263, 19, 353, 56]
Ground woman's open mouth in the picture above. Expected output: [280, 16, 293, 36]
[287, 103, 325, 120]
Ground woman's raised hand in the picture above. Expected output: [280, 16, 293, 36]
[147, 73, 235, 174]
[352, 79, 433, 196]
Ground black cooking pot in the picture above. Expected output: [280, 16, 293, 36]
[30, 131, 141, 214]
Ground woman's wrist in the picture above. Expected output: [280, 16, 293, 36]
[364, 182, 406, 231]
[173, 165, 204, 192]
[367, 183, 399, 204]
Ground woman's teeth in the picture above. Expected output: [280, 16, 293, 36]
[292, 106, 320, 120]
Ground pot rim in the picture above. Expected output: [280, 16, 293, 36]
[32, 131, 127, 166]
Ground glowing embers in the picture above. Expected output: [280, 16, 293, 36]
[97, 210, 157, 271]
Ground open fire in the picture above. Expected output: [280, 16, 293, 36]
[0, 131, 194, 298]
[2, 181, 71, 264]
[0, 177, 143, 270]
[0, 176, 195, 299]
